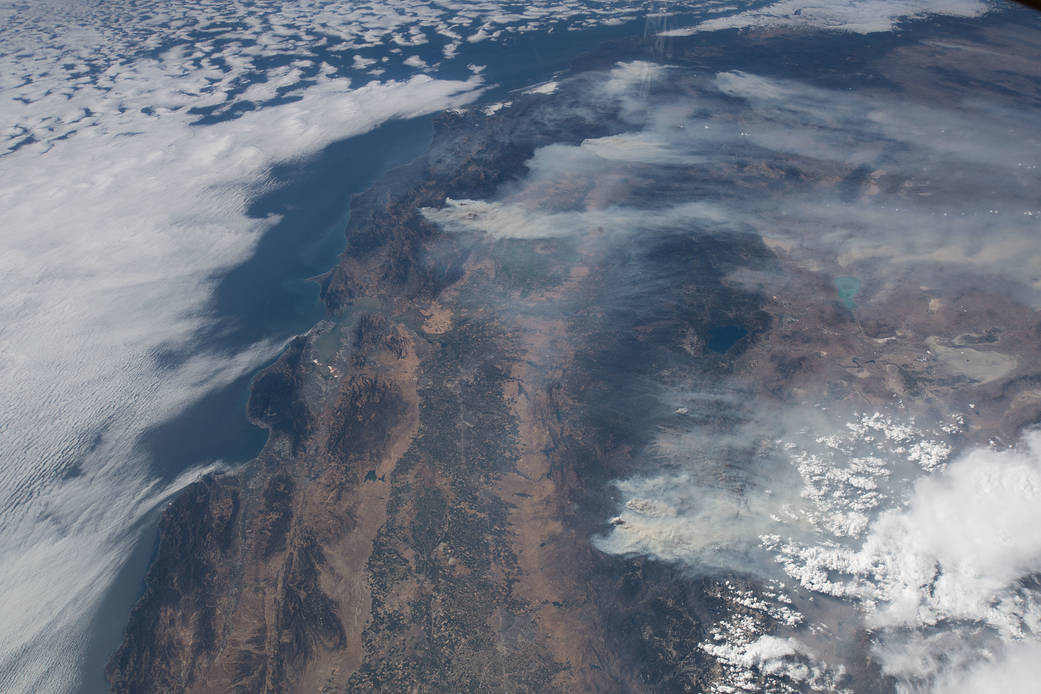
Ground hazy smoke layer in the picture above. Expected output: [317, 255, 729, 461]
[418, 30, 1041, 690]
[558, 52, 1041, 694]
[2, 0, 1034, 690]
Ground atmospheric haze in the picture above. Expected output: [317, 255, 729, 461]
[2, 0, 1038, 691]
[419, 43, 1041, 693]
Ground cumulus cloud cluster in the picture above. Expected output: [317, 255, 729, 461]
[601, 405, 1041, 691]
[814, 433, 1041, 680]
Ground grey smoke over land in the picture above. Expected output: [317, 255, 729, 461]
[419, 48, 1041, 691]
[429, 61, 1041, 300]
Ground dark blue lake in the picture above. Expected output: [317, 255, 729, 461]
[708, 325, 748, 354]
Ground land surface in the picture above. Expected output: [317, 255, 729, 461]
[108, 20, 1041, 694]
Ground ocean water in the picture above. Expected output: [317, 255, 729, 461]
[48, 17, 670, 694]
[76, 115, 440, 693]
[1, 0, 1023, 690]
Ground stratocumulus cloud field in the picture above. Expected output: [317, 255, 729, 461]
[0, 64, 484, 694]
[0, 0, 1021, 691]
[0, 1, 748, 690]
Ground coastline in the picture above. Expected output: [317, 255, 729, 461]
[105, 9, 1041, 693]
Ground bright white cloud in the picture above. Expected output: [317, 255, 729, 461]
[788, 432, 1041, 689]
[0, 8, 485, 690]
[403, 54, 430, 69]
[602, 59, 669, 95]
[601, 405, 1041, 692]
[861, 433, 1041, 630]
